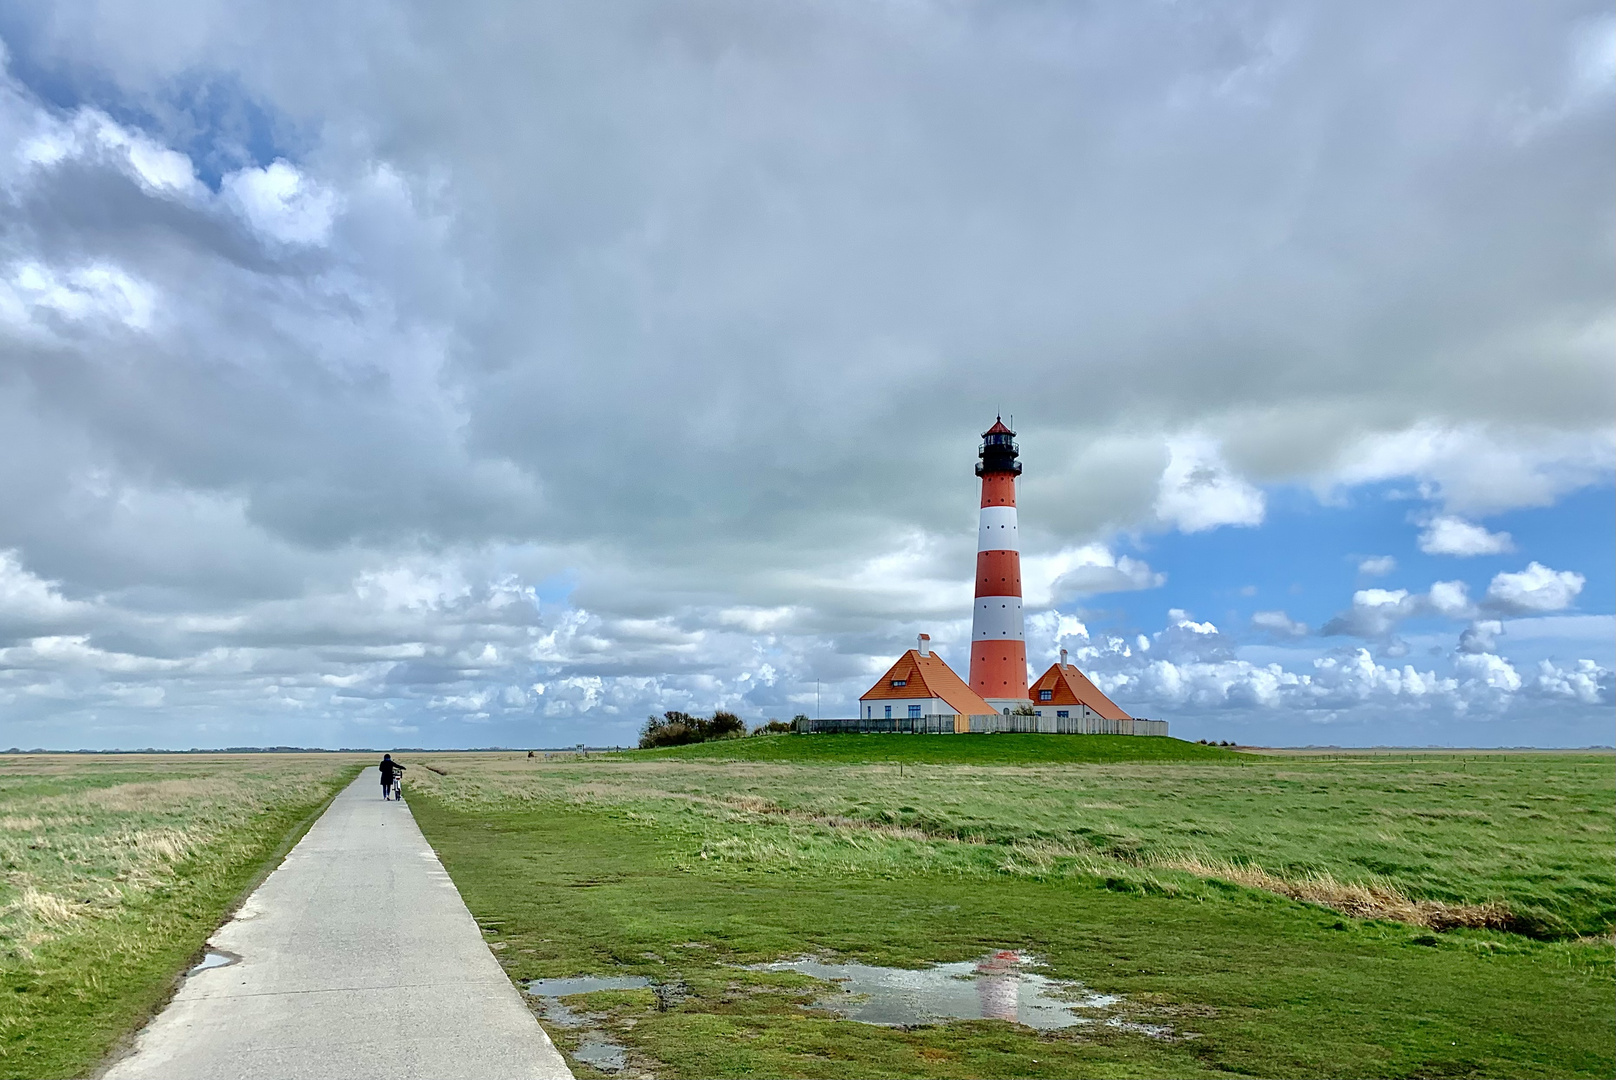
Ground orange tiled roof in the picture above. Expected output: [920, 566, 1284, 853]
[861, 650, 998, 717]
[1029, 662, 1131, 720]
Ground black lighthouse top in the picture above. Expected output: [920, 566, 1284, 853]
[976, 417, 1022, 476]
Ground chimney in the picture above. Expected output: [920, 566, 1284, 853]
[1060, 647, 1068, 669]
[917, 633, 931, 658]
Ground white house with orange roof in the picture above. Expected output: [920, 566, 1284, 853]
[1024, 648, 1163, 734]
[858, 635, 997, 732]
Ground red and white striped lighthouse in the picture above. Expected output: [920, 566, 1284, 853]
[969, 418, 1030, 712]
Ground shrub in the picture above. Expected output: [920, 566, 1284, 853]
[752, 719, 794, 736]
[708, 711, 746, 739]
[640, 712, 699, 748]
[640, 709, 749, 748]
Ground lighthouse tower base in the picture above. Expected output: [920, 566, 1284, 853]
[982, 697, 1034, 716]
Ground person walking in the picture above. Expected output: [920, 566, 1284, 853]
[379, 753, 405, 800]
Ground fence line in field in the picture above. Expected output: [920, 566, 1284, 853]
[795, 715, 1168, 737]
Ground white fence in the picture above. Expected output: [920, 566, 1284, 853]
[797, 715, 1168, 737]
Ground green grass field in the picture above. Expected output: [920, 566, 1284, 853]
[407, 737, 1614, 1079]
[0, 754, 358, 1079]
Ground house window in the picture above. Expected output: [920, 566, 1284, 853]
[1056, 710, 1069, 719]
[891, 679, 906, 687]
[884, 705, 892, 719]
[908, 704, 922, 719]
[866, 705, 872, 719]
[1039, 689, 1053, 701]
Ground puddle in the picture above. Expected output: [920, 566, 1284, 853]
[522, 955, 1172, 1069]
[187, 950, 239, 975]
[526, 975, 651, 1027]
[573, 1035, 627, 1073]
[761, 950, 1156, 1033]
[524, 975, 653, 1072]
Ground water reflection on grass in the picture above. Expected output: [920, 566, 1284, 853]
[761, 949, 1171, 1036]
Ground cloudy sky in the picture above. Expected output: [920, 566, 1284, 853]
[0, 1, 1611, 750]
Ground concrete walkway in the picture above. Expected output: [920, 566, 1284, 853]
[105, 769, 572, 1080]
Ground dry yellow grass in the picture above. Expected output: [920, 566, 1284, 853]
[0, 753, 360, 1078]
[0, 754, 354, 959]
[1153, 855, 1514, 930]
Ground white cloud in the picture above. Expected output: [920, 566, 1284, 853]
[1324, 578, 1483, 638]
[1098, 641, 1613, 721]
[1426, 580, 1475, 618]
[1252, 610, 1307, 637]
[1489, 614, 1613, 644]
[798, 530, 971, 618]
[1357, 555, 1396, 576]
[0, 551, 87, 627]
[1308, 650, 1456, 703]
[1454, 651, 1522, 693]
[354, 564, 473, 612]
[1571, 17, 1616, 94]
[1323, 588, 1414, 637]
[1024, 610, 1089, 647]
[222, 160, 340, 246]
[715, 606, 801, 633]
[0, 262, 156, 331]
[1154, 436, 1265, 533]
[428, 689, 493, 713]
[21, 108, 202, 198]
[1485, 562, 1585, 614]
[1025, 543, 1164, 605]
[1418, 517, 1515, 557]
[1533, 658, 1610, 705]
[1167, 609, 1218, 636]
[1098, 647, 1467, 713]
[1458, 619, 1502, 654]
[1331, 426, 1615, 516]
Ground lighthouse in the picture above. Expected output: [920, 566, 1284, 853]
[969, 418, 1031, 713]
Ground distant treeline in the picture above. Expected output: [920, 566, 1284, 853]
[639, 711, 800, 748]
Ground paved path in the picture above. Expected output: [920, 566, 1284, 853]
[105, 769, 572, 1080]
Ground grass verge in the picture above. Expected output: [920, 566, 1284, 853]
[0, 754, 359, 1079]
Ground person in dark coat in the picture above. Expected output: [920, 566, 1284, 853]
[379, 754, 404, 800]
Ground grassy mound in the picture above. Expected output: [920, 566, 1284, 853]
[626, 732, 1245, 765]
